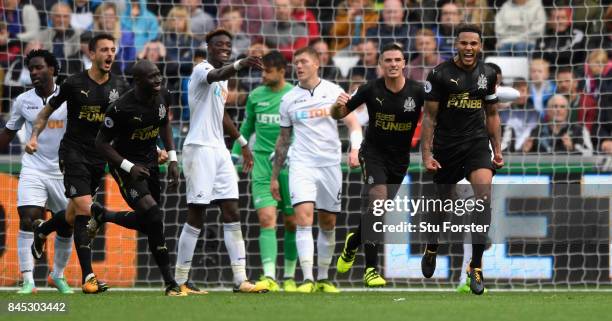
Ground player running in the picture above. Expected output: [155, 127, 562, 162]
[271, 46, 362, 293]
[230, 51, 298, 292]
[0, 50, 72, 294]
[86, 60, 185, 296]
[26, 33, 128, 293]
[174, 29, 268, 294]
[331, 43, 424, 287]
[420, 24, 503, 295]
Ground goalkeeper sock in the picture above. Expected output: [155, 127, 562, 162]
[74, 215, 94, 283]
[17, 230, 34, 284]
[364, 242, 379, 269]
[317, 228, 335, 280]
[223, 222, 247, 285]
[283, 230, 297, 279]
[51, 235, 72, 279]
[259, 227, 277, 279]
[296, 225, 314, 281]
[175, 223, 200, 285]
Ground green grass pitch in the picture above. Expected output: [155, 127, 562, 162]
[1, 291, 611, 321]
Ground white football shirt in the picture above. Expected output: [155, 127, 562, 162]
[184, 61, 228, 148]
[6, 86, 67, 178]
[279, 79, 344, 167]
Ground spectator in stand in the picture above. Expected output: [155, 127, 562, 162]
[406, 28, 443, 83]
[181, 0, 215, 44]
[495, 0, 546, 56]
[125, 40, 167, 84]
[37, 3, 81, 64]
[61, 31, 94, 82]
[555, 67, 597, 131]
[455, 0, 494, 50]
[219, 6, 251, 59]
[238, 42, 270, 92]
[593, 79, 612, 154]
[348, 39, 379, 80]
[159, 6, 196, 85]
[69, 0, 94, 31]
[533, 7, 586, 68]
[93, 2, 136, 73]
[526, 94, 593, 155]
[291, 0, 320, 42]
[218, 0, 274, 37]
[500, 78, 540, 153]
[3, 39, 42, 88]
[577, 49, 612, 101]
[311, 38, 343, 85]
[329, 0, 379, 53]
[121, 0, 159, 53]
[587, 4, 611, 52]
[434, 2, 462, 60]
[365, 0, 411, 53]
[260, 0, 309, 61]
[1, 0, 39, 43]
[529, 58, 556, 117]
[180, 49, 207, 122]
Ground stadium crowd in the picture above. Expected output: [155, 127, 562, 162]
[0, 0, 610, 157]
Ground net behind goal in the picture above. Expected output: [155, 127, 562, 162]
[0, 0, 611, 290]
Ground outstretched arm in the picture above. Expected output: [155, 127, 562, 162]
[206, 56, 263, 83]
[485, 103, 504, 168]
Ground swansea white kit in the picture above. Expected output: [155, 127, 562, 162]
[183, 61, 238, 204]
[279, 79, 344, 212]
[6, 86, 68, 212]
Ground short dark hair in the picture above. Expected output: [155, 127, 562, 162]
[193, 49, 206, 60]
[294, 46, 319, 61]
[89, 33, 115, 52]
[263, 50, 287, 70]
[380, 42, 405, 57]
[219, 6, 241, 17]
[25, 49, 60, 76]
[512, 77, 528, 88]
[205, 28, 233, 44]
[485, 62, 502, 75]
[455, 24, 482, 41]
[556, 66, 575, 77]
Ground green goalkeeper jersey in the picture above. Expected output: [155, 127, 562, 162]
[231, 83, 294, 155]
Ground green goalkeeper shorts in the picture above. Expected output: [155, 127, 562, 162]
[251, 151, 293, 215]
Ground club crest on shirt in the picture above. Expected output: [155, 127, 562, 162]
[424, 81, 432, 93]
[403, 97, 416, 112]
[159, 104, 166, 119]
[477, 74, 488, 90]
[109, 89, 120, 103]
[104, 116, 114, 128]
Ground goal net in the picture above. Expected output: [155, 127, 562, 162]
[0, 0, 611, 290]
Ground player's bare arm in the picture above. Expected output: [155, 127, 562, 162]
[330, 92, 351, 120]
[342, 112, 363, 168]
[160, 120, 179, 189]
[25, 104, 54, 154]
[421, 100, 442, 172]
[223, 111, 253, 172]
[206, 56, 263, 83]
[485, 102, 504, 168]
[271, 126, 292, 201]
[95, 126, 150, 180]
[0, 128, 17, 149]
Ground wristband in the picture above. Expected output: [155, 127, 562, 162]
[156, 145, 161, 152]
[233, 59, 244, 71]
[237, 135, 248, 147]
[349, 131, 363, 149]
[168, 150, 177, 162]
[120, 159, 135, 173]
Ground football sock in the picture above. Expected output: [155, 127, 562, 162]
[51, 235, 73, 279]
[17, 230, 34, 284]
[259, 227, 277, 279]
[175, 223, 200, 285]
[296, 225, 314, 281]
[223, 222, 247, 285]
[283, 230, 297, 279]
[74, 215, 94, 283]
[317, 228, 335, 280]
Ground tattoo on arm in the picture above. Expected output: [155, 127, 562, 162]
[31, 104, 54, 139]
[421, 101, 439, 158]
[206, 64, 238, 83]
[271, 127, 292, 180]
